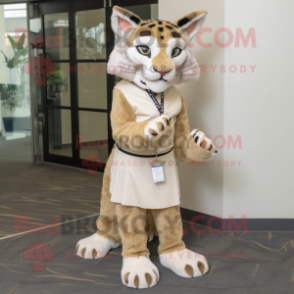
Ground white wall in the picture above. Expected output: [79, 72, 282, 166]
[223, 0, 294, 218]
[160, 0, 225, 217]
[159, 0, 294, 219]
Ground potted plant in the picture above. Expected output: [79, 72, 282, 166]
[46, 70, 64, 100]
[0, 33, 28, 135]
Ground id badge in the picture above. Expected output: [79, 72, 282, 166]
[151, 160, 165, 183]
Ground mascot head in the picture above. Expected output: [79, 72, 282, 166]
[107, 6, 207, 93]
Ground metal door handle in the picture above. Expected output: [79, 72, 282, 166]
[38, 113, 45, 127]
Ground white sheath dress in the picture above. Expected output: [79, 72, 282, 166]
[110, 79, 182, 209]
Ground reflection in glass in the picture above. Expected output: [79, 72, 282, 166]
[48, 108, 72, 157]
[76, 9, 106, 60]
[46, 63, 71, 107]
[44, 13, 69, 60]
[79, 111, 108, 162]
[78, 63, 107, 109]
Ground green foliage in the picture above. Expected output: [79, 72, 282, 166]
[1, 33, 28, 69]
[47, 70, 64, 87]
[0, 33, 28, 110]
[0, 84, 23, 111]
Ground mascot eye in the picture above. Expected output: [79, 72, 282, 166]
[136, 46, 151, 56]
[171, 47, 182, 58]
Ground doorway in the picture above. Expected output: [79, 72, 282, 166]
[28, 0, 158, 171]
[0, 4, 32, 163]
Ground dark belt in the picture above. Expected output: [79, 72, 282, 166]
[116, 144, 173, 158]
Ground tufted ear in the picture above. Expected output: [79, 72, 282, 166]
[173, 10, 207, 41]
[111, 6, 142, 38]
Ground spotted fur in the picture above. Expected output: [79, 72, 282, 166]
[76, 7, 214, 290]
[108, 6, 207, 93]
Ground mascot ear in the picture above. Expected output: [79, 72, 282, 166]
[173, 10, 207, 41]
[111, 6, 142, 38]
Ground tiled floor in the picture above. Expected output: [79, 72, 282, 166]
[1, 136, 293, 294]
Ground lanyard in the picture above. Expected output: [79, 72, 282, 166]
[145, 89, 164, 115]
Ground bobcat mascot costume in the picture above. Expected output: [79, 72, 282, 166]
[76, 6, 217, 289]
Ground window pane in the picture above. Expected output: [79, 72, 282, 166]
[4, 10, 27, 18]
[44, 13, 69, 60]
[76, 9, 106, 60]
[47, 63, 71, 107]
[79, 111, 108, 163]
[48, 108, 72, 157]
[77, 63, 107, 109]
[4, 4, 26, 10]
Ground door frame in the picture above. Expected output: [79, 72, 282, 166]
[28, 0, 158, 171]
[35, 0, 114, 171]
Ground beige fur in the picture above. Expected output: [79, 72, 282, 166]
[108, 7, 206, 86]
[198, 261, 205, 275]
[96, 90, 213, 256]
[111, 88, 174, 152]
[84, 6, 213, 287]
[173, 10, 208, 27]
[185, 264, 194, 277]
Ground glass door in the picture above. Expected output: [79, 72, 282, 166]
[28, 0, 157, 171]
[32, 0, 115, 172]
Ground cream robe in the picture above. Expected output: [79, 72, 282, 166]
[110, 80, 182, 209]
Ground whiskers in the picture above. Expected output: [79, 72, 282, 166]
[118, 62, 137, 74]
[117, 60, 202, 77]
[176, 61, 201, 74]
[134, 58, 154, 73]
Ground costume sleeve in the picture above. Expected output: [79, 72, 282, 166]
[111, 88, 149, 152]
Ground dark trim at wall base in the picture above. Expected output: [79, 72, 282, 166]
[181, 207, 294, 232]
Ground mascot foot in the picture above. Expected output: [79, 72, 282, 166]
[121, 256, 159, 289]
[159, 248, 209, 278]
[76, 233, 120, 259]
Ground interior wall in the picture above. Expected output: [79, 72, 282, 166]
[223, 0, 294, 218]
[5, 18, 27, 33]
[159, 0, 225, 217]
[159, 0, 294, 219]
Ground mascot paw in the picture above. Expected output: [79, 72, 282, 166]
[159, 249, 209, 278]
[144, 115, 171, 138]
[121, 256, 159, 289]
[76, 233, 120, 259]
[190, 129, 217, 155]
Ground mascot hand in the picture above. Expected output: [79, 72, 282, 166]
[190, 129, 217, 152]
[144, 115, 172, 138]
[185, 129, 218, 162]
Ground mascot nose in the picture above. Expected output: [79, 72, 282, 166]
[153, 67, 169, 76]
[159, 71, 168, 76]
